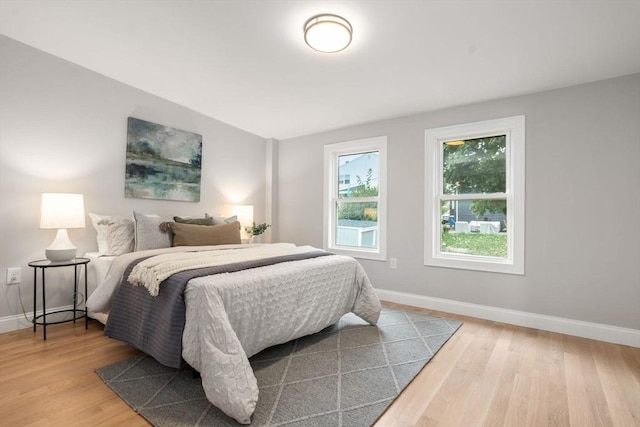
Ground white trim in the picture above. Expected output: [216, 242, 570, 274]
[424, 115, 525, 275]
[0, 304, 77, 334]
[4, 296, 637, 349]
[324, 136, 387, 261]
[376, 288, 640, 348]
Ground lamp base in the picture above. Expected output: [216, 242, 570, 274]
[45, 248, 77, 262]
[45, 229, 77, 262]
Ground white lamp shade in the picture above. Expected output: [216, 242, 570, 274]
[40, 193, 85, 261]
[40, 193, 86, 229]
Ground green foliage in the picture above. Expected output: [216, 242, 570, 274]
[443, 136, 506, 218]
[245, 222, 270, 236]
[470, 200, 507, 217]
[345, 169, 378, 197]
[443, 136, 506, 193]
[339, 168, 378, 220]
[441, 232, 507, 258]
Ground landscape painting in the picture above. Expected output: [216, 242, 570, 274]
[125, 117, 202, 202]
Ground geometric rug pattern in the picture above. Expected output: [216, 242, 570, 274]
[96, 307, 462, 426]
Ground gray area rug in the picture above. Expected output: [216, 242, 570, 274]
[96, 307, 462, 426]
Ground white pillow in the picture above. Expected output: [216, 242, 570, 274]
[88, 213, 134, 255]
[212, 215, 238, 225]
[134, 211, 172, 251]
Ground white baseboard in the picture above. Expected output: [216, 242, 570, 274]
[376, 288, 640, 348]
[0, 305, 76, 334]
[4, 293, 639, 348]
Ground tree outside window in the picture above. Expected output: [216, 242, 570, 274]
[425, 116, 525, 275]
[442, 136, 507, 258]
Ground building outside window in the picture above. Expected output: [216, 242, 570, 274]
[425, 116, 525, 274]
[324, 136, 387, 261]
[338, 174, 351, 185]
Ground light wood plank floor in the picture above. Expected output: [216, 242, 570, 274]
[1, 303, 638, 426]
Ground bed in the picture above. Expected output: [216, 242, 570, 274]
[86, 242, 381, 424]
[84, 252, 115, 324]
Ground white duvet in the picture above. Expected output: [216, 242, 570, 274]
[87, 243, 381, 424]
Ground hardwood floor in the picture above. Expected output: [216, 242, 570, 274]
[1, 303, 638, 426]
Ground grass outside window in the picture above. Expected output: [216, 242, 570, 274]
[441, 232, 507, 258]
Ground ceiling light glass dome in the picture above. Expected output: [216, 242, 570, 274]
[304, 14, 352, 53]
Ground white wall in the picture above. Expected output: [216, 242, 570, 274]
[0, 36, 267, 319]
[278, 73, 640, 331]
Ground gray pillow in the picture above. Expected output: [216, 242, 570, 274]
[174, 215, 215, 226]
[134, 211, 172, 251]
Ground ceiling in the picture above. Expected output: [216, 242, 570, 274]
[1, 1, 639, 140]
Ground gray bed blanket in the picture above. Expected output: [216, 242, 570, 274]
[104, 250, 332, 368]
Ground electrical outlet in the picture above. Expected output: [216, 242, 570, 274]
[389, 258, 397, 269]
[6, 267, 21, 285]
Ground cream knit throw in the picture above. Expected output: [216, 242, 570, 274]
[128, 243, 316, 296]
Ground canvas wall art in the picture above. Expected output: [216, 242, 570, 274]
[125, 117, 202, 202]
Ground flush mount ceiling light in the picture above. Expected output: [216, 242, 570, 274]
[304, 14, 352, 53]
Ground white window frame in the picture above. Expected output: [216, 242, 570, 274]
[424, 116, 525, 274]
[324, 136, 387, 261]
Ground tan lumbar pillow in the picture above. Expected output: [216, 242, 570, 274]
[171, 221, 241, 246]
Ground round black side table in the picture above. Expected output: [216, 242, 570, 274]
[28, 257, 90, 340]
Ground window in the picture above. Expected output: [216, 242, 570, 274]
[324, 136, 387, 261]
[425, 116, 525, 274]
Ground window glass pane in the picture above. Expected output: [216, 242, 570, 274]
[441, 199, 507, 258]
[336, 201, 378, 248]
[338, 151, 379, 198]
[442, 136, 506, 195]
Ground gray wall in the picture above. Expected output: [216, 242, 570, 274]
[2, 34, 638, 332]
[0, 36, 267, 318]
[278, 73, 640, 330]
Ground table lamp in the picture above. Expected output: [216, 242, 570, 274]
[232, 204, 254, 242]
[40, 193, 85, 262]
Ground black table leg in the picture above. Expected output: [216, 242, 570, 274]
[41, 268, 46, 340]
[84, 263, 88, 330]
[32, 268, 36, 333]
[73, 264, 78, 324]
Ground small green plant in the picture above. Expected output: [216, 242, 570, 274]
[245, 222, 271, 236]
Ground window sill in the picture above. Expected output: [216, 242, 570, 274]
[425, 254, 524, 275]
[327, 246, 386, 262]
